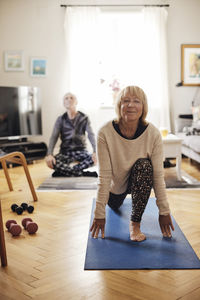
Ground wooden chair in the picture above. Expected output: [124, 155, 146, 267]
[0, 151, 38, 202]
[0, 198, 7, 267]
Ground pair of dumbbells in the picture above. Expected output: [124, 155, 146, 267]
[11, 203, 34, 215]
[5, 218, 38, 236]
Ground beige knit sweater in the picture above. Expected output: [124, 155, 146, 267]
[94, 121, 170, 219]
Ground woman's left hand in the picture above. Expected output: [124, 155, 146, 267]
[159, 214, 174, 237]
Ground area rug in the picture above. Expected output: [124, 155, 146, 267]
[164, 168, 200, 189]
[84, 197, 200, 270]
[37, 167, 200, 191]
[37, 176, 97, 191]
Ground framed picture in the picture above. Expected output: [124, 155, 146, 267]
[4, 51, 24, 71]
[30, 57, 47, 77]
[181, 44, 200, 86]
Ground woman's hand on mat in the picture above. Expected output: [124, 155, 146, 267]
[46, 155, 56, 169]
[159, 214, 174, 237]
[90, 218, 105, 238]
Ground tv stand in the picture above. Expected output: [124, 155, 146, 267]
[9, 137, 28, 143]
[0, 137, 28, 144]
[0, 139, 47, 163]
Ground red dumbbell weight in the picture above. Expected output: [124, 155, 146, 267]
[5, 220, 22, 236]
[22, 218, 38, 234]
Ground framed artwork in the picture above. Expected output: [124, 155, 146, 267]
[30, 57, 47, 77]
[4, 51, 24, 71]
[181, 44, 200, 86]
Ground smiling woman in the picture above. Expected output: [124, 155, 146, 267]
[118, 98, 143, 138]
[90, 85, 174, 242]
[116, 87, 145, 138]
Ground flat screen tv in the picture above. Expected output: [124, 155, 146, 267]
[0, 86, 42, 141]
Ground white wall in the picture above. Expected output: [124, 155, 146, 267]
[167, 0, 200, 131]
[0, 0, 200, 148]
[0, 0, 66, 146]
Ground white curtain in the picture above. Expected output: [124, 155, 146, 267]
[142, 8, 170, 130]
[64, 7, 101, 109]
[64, 6, 170, 130]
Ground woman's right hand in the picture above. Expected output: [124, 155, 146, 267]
[90, 218, 105, 238]
[45, 155, 56, 169]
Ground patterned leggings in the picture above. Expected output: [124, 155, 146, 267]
[108, 158, 153, 222]
[54, 150, 94, 176]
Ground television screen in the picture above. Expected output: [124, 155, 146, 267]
[0, 86, 42, 139]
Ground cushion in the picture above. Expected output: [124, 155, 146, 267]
[182, 135, 200, 153]
[186, 123, 200, 135]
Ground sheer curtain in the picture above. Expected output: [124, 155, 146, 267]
[142, 8, 170, 130]
[64, 7, 101, 109]
[64, 6, 170, 130]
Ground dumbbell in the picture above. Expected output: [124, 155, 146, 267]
[5, 220, 22, 236]
[22, 218, 38, 234]
[21, 203, 28, 211]
[21, 203, 34, 213]
[11, 204, 23, 215]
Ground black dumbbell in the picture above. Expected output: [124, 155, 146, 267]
[21, 203, 34, 213]
[11, 203, 18, 212]
[27, 205, 34, 213]
[21, 203, 28, 211]
[10, 204, 23, 215]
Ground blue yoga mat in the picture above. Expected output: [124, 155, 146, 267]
[84, 197, 200, 270]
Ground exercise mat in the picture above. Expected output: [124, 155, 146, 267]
[37, 169, 200, 191]
[37, 176, 97, 190]
[84, 198, 200, 270]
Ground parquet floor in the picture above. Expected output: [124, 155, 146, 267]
[0, 158, 200, 300]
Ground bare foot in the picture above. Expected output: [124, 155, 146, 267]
[129, 221, 146, 242]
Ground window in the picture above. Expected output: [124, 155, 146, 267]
[64, 7, 170, 129]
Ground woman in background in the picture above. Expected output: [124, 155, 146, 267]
[46, 93, 97, 177]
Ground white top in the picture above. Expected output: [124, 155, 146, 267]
[94, 121, 170, 219]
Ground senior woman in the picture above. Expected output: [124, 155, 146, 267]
[46, 92, 97, 177]
[90, 85, 174, 242]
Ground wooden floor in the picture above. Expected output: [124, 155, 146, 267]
[0, 158, 200, 300]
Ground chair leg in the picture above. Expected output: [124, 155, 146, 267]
[0, 200, 7, 267]
[19, 154, 38, 202]
[1, 160, 13, 191]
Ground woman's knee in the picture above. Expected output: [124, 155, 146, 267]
[130, 158, 153, 190]
[132, 158, 153, 174]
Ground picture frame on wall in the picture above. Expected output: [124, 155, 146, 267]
[181, 44, 200, 86]
[30, 57, 47, 77]
[4, 51, 24, 71]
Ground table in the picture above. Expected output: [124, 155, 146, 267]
[162, 134, 183, 180]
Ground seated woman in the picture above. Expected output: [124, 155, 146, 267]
[90, 85, 174, 241]
[46, 92, 97, 177]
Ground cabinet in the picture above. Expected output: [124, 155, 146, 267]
[0, 140, 47, 164]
